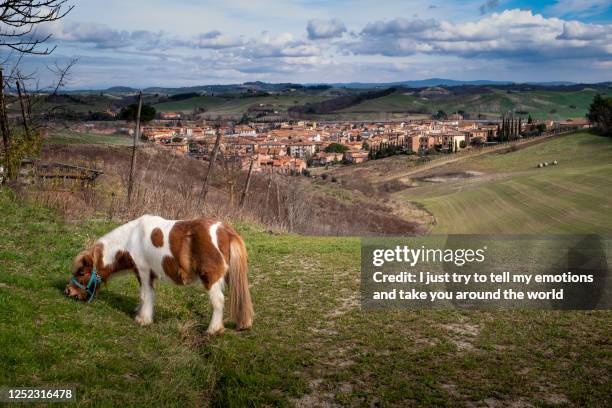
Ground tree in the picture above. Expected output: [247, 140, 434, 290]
[0, 1, 73, 55]
[586, 94, 612, 137]
[527, 114, 533, 124]
[324, 142, 348, 153]
[0, 1, 74, 181]
[434, 110, 447, 120]
[470, 137, 483, 146]
[459, 140, 467, 149]
[120, 104, 156, 122]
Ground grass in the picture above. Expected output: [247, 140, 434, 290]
[7, 94, 115, 115]
[46, 130, 134, 146]
[1, 188, 611, 406]
[341, 89, 612, 120]
[153, 95, 331, 114]
[394, 132, 612, 234]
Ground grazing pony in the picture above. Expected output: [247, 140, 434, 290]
[65, 215, 253, 334]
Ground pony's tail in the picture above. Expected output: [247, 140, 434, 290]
[228, 234, 253, 330]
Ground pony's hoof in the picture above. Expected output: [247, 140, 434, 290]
[135, 315, 153, 326]
[205, 326, 224, 336]
[237, 319, 252, 331]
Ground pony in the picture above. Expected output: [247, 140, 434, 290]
[64, 215, 253, 335]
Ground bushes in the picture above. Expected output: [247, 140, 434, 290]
[2, 128, 42, 180]
[368, 143, 413, 160]
[119, 104, 156, 122]
[587, 94, 612, 137]
[324, 143, 348, 153]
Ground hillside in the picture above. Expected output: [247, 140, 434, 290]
[1, 190, 610, 406]
[392, 132, 612, 234]
[19, 83, 610, 121]
[339, 88, 612, 120]
[38, 129, 422, 235]
[153, 94, 332, 115]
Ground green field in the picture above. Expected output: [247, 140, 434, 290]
[341, 89, 612, 120]
[153, 94, 331, 114]
[1, 188, 611, 406]
[7, 94, 116, 115]
[46, 130, 133, 146]
[394, 133, 612, 234]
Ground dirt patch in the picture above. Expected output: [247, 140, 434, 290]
[481, 397, 534, 407]
[440, 322, 482, 352]
[290, 379, 340, 408]
[419, 171, 484, 183]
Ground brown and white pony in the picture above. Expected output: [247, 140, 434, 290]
[65, 215, 253, 335]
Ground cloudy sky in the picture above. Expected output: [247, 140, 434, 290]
[8, 0, 612, 89]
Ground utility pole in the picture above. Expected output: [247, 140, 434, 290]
[127, 92, 143, 206]
[198, 125, 222, 205]
[240, 155, 255, 208]
[0, 69, 11, 152]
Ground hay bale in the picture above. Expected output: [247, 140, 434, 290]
[544, 162, 548, 166]
[538, 163, 543, 168]
[553, 160, 558, 165]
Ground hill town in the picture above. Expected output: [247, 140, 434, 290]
[70, 113, 590, 175]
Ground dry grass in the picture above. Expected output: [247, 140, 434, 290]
[15, 136, 422, 236]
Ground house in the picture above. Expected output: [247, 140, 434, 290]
[559, 118, 590, 128]
[405, 135, 421, 152]
[286, 142, 317, 159]
[259, 156, 306, 174]
[344, 150, 369, 164]
[312, 152, 343, 166]
[419, 135, 436, 151]
[160, 112, 181, 120]
[440, 132, 466, 151]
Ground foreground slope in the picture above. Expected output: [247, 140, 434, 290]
[0, 190, 610, 406]
[395, 133, 612, 234]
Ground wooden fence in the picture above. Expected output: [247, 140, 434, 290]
[19, 158, 103, 188]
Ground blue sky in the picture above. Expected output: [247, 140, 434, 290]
[8, 0, 612, 89]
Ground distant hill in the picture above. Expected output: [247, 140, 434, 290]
[327, 79, 514, 89]
[105, 86, 138, 93]
[67, 78, 605, 94]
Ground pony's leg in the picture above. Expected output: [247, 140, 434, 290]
[206, 278, 225, 335]
[135, 268, 155, 326]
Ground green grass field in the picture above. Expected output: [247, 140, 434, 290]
[153, 95, 330, 114]
[1, 189, 611, 406]
[46, 130, 133, 146]
[341, 89, 612, 120]
[394, 133, 612, 234]
[7, 94, 116, 115]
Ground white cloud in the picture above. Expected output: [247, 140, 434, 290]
[345, 9, 612, 60]
[306, 19, 347, 40]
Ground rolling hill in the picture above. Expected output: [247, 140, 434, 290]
[393, 132, 612, 234]
[153, 94, 332, 115]
[338, 88, 612, 120]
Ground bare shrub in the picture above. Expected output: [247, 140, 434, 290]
[16, 138, 423, 236]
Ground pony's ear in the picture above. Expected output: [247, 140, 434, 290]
[73, 248, 93, 273]
[92, 243, 104, 268]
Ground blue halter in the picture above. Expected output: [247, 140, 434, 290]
[71, 267, 102, 303]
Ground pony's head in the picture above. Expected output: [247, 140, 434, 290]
[65, 245, 103, 302]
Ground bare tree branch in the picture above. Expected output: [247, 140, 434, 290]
[0, 1, 73, 55]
